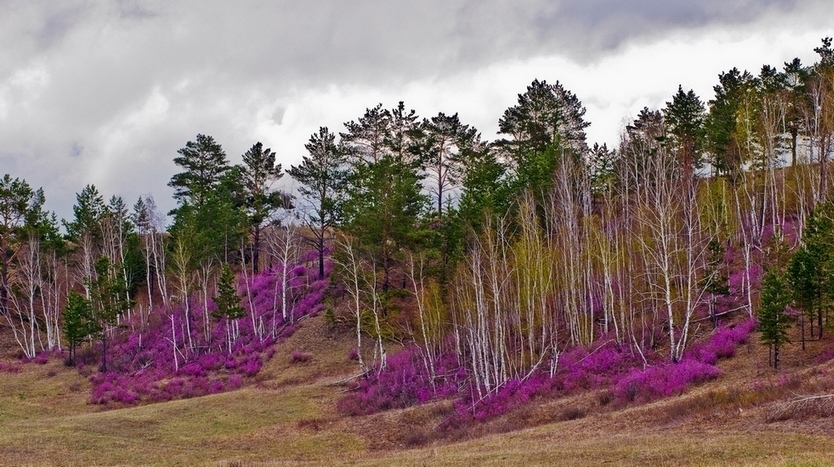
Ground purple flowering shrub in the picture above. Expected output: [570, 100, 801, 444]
[612, 360, 721, 403]
[443, 341, 649, 427]
[728, 264, 763, 293]
[611, 319, 755, 404]
[337, 345, 464, 416]
[816, 347, 834, 364]
[290, 349, 311, 363]
[90, 255, 328, 405]
[347, 319, 757, 430]
[0, 362, 21, 373]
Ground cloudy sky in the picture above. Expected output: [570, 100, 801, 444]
[0, 0, 830, 222]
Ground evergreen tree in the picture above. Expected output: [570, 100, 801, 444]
[213, 263, 245, 321]
[63, 184, 106, 241]
[288, 127, 348, 278]
[88, 255, 134, 372]
[787, 246, 822, 348]
[64, 291, 93, 366]
[63, 184, 107, 296]
[497, 79, 590, 197]
[759, 269, 792, 370]
[788, 200, 834, 341]
[664, 85, 706, 180]
[168, 134, 230, 208]
[705, 68, 755, 178]
[341, 103, 428, 292]
[782, 58, 810, 166]
[238, 142, 290, 274]
[700, 239, 730, 327]
[497, 78, 590, 157]
[456, 143, 508, 232]
[213, 262, 245, 352]
[420, 112, 480, 219]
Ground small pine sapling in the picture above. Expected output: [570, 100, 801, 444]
[63, 291, 94, 366]
[213, 263, 246, 353]
[759, 269, 792, 370]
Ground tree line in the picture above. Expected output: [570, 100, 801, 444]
[0, 38, 832, 381]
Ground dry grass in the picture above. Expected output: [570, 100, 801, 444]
[0, 375, 364, 465]
[2, 314, 834, 466]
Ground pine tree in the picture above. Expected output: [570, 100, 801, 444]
[705, 68, 755, 178]
[168, 134, 230, 208]
[420, 112, 480, 219]
[759, 269, 792, 370]
[341, 103, 428, 292]
[288, 127, 348, 278]
[213, 263, 245, 352]
[239, 142, 290, 274]
[664, 85, 706, 181]
[497, 78, 590, 158]
[88, 255, 133, 372]
[64, 291, 93, 366]
[787, 246, 821, 348]
[213, 263, 244, 321]
[497, 79, 590, 197]
[700, 239, 730, 327]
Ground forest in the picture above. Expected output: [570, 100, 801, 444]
[1, 36, 834, 438]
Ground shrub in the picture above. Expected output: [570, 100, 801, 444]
[337, 346, 463, 416]
[86, 255, 327, 406]
[290, 350, 311, 363]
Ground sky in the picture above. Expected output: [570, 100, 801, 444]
[0, 0, 831, 223]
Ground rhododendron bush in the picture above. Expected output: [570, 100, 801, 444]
[340, 319, 756, 428]
[89, 255, 328, 405]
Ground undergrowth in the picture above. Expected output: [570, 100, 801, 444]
[339, 318, 758, 434]
[84, 255, 328, 405]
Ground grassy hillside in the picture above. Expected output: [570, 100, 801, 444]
[2, 311, 834, 466]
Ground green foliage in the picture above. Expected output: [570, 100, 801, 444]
[288, 126, 348, 278]
[89, 256, 133, 330]
[63, 291, 94, 365]
[456, 145, 509, 233]
[63, 184, 105, 242]
[168, 187, 247, 269]
[419, 112, 481, 217]
[239, 142, 290, 273]
[787, 200, 834, 340]
[342, 156, 428, 287]
[497, 79, 590, 200]
[122, 232, 146, 297]
[787, 246, 823, 326]
[168, 134, 230, 208]
[240, 142, 286, 224]
[88, 255, 134, 371]
[0, 174, 48, 315]
[340, 103, 430, 292]
[664, 85, 706, 174]
[701, 239, 730, 298]
[497, 78, 589, 158]
[705, 68, 755, 177]
[589, 143, 617, 199]
[213, 263, 245, 321]
[758, 269, 792, 369]
[289, 127, 347, 226]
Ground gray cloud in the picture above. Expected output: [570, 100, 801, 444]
[0, 0, 827, 221]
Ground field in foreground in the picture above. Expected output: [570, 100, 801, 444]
[2, 315, 834, 466]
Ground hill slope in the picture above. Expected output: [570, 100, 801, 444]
[1, 312, 834, 466]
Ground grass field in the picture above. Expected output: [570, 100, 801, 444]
[2, 315, 834, 466]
